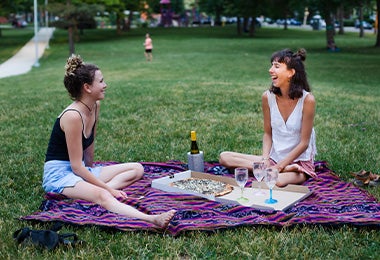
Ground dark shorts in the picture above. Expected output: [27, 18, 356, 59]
[145, 49, 152, 53]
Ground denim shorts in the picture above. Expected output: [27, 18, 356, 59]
[43, 160, 102, 193]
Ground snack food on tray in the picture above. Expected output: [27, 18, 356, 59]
[170, 178, 233, 196]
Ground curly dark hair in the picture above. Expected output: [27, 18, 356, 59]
[269, 48, 310, 99]
[63, 54, 99, 100]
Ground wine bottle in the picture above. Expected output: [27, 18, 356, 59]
[190, 131, 200, 154]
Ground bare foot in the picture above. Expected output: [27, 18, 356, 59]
[153, 210, 176, 228]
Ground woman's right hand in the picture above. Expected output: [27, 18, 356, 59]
[262, 157, 271, 168]
[109, 188, 128, 199]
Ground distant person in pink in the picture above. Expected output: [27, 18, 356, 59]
[144, 33, 153, 61]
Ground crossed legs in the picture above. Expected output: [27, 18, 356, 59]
[219, 151, 307, 187]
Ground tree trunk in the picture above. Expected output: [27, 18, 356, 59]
[66, 0, 74, 55]
[337, 4, 344, 35]
[324, 12, 337, 51]
[243, 17, 248, 33]
[116, 12, 122, 35]
[249, 17, 255, 37]
[124, 11, 133, 31]
[237, 17, 242, 35]
[376, 0, 380, 47]
[68, 26, 75, 55]
[215, 7, 222, 26]
[359, 4, 364, 38]
[283, 11, 288, 30]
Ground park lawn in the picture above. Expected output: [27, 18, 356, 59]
[0, 26, 379, 259]
[0, 27, 35, 64]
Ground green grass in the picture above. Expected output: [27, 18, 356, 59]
[0, 27, 35, 63]
[0, 26, 379, 259]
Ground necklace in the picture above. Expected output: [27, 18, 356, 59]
[78, 100, 92, 112]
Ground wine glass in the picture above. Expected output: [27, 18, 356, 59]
[264, 168, 278, 204]
[235, 168, 249, 203]
[253, 161, 265, 196]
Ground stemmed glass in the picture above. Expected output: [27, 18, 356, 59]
[253, 161, 266, 196]
[235, 168, 249, 203]
[265, 168, 279, 204]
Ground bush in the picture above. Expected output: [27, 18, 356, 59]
[50, 17, 97, 30]
[343, 19, 355, 27]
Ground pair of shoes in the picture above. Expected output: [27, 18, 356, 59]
[351, 170, 370, 186]
[369, 175, 380, 187]
[13, 223, 84, 250]
[350, 170, 379, 187]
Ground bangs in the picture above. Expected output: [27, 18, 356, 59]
[271, 51, 292, 65]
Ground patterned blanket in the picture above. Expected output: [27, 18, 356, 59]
[21, 161, 380, 236]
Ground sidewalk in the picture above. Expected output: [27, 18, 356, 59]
[0, 27, 55, 79]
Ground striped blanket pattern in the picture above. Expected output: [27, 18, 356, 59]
[21, 161, 380, 235]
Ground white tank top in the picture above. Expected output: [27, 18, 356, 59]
[267, 90, 316, 163]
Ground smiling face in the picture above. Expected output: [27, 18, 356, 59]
[90, 70, 107, 100]
[269, 49, 310, 99]
[269, 60, 295, 88]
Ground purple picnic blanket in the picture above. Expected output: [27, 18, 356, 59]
[21, 161, 380, 236]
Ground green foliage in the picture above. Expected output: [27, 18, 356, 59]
[48, 2, 103, 28]
[0, 26, 379, 259]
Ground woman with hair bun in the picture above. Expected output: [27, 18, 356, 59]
[43, 55, 176, 228]
[220, 48, 317, 187]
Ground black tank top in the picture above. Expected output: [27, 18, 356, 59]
[45, 107, 96, 162]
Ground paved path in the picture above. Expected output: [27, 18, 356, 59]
[0, 27, 55, 79]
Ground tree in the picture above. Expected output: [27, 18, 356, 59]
[199, 0, 265, 36]
[268, 0, 291, 30]
[236, 0, 264, 37]
[266, 0, 305, 30]
[376, 0, 380, 47]
[308, 0, 377, 49]
[48, 0, 103, 55]
[307, 0, 341, 51]
[122, 0, 140, 31]
[351, 0, 373, 38]
[336, 3, 345, 35]
[199, 0, 226, 26]
[0, 0, 34, 37]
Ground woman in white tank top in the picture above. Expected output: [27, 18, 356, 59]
[220, 48, 317, 187]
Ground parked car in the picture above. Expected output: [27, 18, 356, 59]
[355, 20, 373, 30]
[310, 15, 326, 30]
[0, 16, 8, 24]
[289, 18, 302, 26]
[276, 19, 301, 26]
[276, 19, 289, 25]
[264, 17, 274, 24]
[225, 17, 237, 24]
[222, 16, 261, 27]
[12, 19, 27, 28]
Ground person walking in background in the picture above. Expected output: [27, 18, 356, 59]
[144, 33, 153, 62]
[219, 48, 317, 187]
[43, 55, 175, 228]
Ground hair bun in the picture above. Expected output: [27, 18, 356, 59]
[65, 54, 83, 76]
[296, 48, 307, 61]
